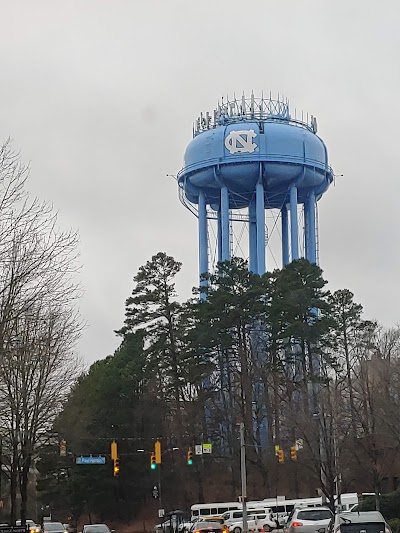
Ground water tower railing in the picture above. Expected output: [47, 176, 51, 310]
[194, 95, 318, 137]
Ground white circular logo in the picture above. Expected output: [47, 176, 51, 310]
[224, 129, 258, 155]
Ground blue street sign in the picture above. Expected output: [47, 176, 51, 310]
[76, 456, 106, 465]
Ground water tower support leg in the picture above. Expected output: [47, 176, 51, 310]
[304, 202, 310, 260]
[249, 197, 258, 272]
[198, 191, 208, 299]
[305, 191, 317, 264]
[256, 182, 266, 274]
[217, 209, 222, 263]
[281, 204, 290, 267]
[290, 185, 299, 260]
[220, 186, 230, 262]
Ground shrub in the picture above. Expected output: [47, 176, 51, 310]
[358, 492, 400, 521]
[388, 518, 400, 533]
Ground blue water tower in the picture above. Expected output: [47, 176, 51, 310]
[178, 93, 334, 289]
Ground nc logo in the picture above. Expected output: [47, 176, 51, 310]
[225, 129, 258, 155]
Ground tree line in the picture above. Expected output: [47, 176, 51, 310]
[38, 251, 400, 523]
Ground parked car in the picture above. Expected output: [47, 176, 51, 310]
[229, 513, 277, 533]
[256, 516, 281, 532]
[284, 507, 333, 533]
[326, 511, 392, 533]
[222, 510, 273, 528]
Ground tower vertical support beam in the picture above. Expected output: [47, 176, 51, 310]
[290, 185, 299, 261]
[281, 203, 290, 267]
[256, 182, 266, 274]
[220, 186, 230, 262]
[304, 190, 317, 264]
[304, 202, 310, 260]
[248, 197, 257, 272]
[217, 209, 222, 264]
[198, 191, 208, 299]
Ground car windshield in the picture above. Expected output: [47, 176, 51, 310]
[45, 525, 64, 531]
[297, 510, 332, 521]
[84, 527, 110, 533]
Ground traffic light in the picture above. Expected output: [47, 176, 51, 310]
[113, 457, 120, 477]
[187, 448, 193, 465]
[278, 449, 284, 463]
[155, 439, 161, 464]
[150, 452, 157, 470]
[290, 445, 297, 461]
[111, 440, 117, 461]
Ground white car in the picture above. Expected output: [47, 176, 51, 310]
[179, 518, 199, 532]
[222, 510, 273, 528]
[229, 515, 277, 533]
[82, 525, 112, 533]
[16, 521, 41, 533]
[43, 523, 67, 533]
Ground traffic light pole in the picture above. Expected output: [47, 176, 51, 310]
[158, 464, 162, 511]
[240, 423, 248, 533]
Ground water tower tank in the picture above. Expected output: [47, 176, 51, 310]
[178, 93, 334, 288]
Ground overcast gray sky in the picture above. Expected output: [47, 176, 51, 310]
[0, 1, 398, 365]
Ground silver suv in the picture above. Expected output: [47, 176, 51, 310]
[285, 507, 333, 533]
[328, 511, 392, 533]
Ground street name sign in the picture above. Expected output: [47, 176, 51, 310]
[0, 526, 27, 533]
[76, 456, 106, 465]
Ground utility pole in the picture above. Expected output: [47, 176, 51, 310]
[240, 422, 248, 533]
[0, 437, 2, 503]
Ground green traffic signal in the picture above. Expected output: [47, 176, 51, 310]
[150, 452, 157, 469]
[187, 449, 193, 465]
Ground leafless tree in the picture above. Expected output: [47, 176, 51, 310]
[0, 141, 83, 523]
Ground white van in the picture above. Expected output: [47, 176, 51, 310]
[222, 509, 273, 526]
